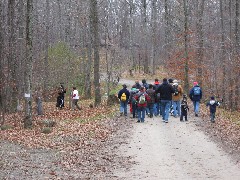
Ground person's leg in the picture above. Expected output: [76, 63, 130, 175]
[193, 101, 196, 112]
[149, 103, 154, 118]
[72, 99, 76, 110]
[160, 101, 166, 120]
[120, 101, 124, 115]
[132, 103, 136, 118]
[177, 101, 181, 116]
[195, 101, 200, 115]
[130, 103, 132, 113]
[153, 103, 157, 116]
[173, 101, 177, 117]
[141, 107, 146, 122]
[185, 112, 188, 121]
[124, 102, 127, 116]
[213, 112, 216, 121]
[137, 107, 141, 122]
[75, 99, 81, 110]
[164, 100, 171, 122]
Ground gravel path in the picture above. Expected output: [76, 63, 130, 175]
[113, 115, 240, 180]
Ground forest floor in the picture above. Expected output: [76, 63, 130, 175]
[0, 78, 240, 179]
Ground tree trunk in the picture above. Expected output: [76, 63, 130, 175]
[151, 0, 157, 75]
[90, 0, 101, 106]
[43, 0, 50, 100]
[7, 0, 17, 112]
[0, 0, 4, 125]
[24, 0, 33, 129]
[234, 0, 240, 110]
[183, 0, 189, 93]
[196, 0, 205, 87]
[142, 0, 148, 74]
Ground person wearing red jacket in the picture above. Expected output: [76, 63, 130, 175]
[134, 87, 150, 123]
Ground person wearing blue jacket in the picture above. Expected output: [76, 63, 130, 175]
[189, 82, 202, 117]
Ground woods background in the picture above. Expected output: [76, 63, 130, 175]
[0, 0, 239, 127]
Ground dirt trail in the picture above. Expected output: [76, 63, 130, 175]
[113, 115, 240, 180]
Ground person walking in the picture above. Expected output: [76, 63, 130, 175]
[146, 84, 156, 118]
[134, 87, 150, 122]
[153, 78, 161, 116]
[172, 80, 183, 118]
[156, 78, 175, 123]
[129, 85, 139, 118]
[118, 84, 130, 116]
[189, 81, 202, 117]
[72, 87, 81, 110]
[180, 94, 189, 122]
[206, 96, 220, 123]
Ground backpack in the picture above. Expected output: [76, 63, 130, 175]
[147, 90, 155, 103]
[138, 93, 146, 104]
[121, 92, 127, 101]
[131, 91, 137, 104]
[173, 85, 179, 96]
[193, 87, 201, 95]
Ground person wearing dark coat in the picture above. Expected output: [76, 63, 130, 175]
[118, 84, 130, 116]
[156, 78, 175, 123]
[206, 96, 220, 123]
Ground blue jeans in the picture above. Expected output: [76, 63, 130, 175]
[173, 101, 181, 117]
[193, 101, 200, 114]
[137, 107, 146, 122]
[148, 103, 154, 117]
[160, 100, 171, 121]
[120, 101, 128, 115]
[154, 102, 161, 116]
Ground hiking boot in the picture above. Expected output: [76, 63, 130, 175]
[195, 114, 198, 117]
[137, 120, 140, 123]
[164, 120, 168, 123]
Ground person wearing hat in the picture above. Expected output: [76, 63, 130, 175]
[189, 81, 202, 117]
[206, 96, 220, 123]
[118, 84, 130, 116]
[172, 79, 183, 118]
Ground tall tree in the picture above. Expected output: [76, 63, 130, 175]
[89, 0, 101, 106]
[7, 0, 17, 112]
[43, 0, 50, 99]
[196, 0, 205, 87]
[234, 0, 240, 109]
[183, 0, 190, 93]
[150, 0, 157, 75]
[219, 0, 227, 107]
[24, 0, 33, 128]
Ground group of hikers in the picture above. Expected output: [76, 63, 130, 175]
[118, 78, 220, 123]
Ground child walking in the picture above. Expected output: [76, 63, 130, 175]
[206, 96, 220, 123]
[180, 94, 189, 122]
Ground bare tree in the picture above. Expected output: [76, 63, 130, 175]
[89, 0, 101, 106]
[24, 0, 33, 128]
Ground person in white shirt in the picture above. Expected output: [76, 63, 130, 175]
[72, 87, 81, 110]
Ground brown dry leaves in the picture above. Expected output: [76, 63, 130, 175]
[0, 101, 117, 151]
[200, 105, 240, 153]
